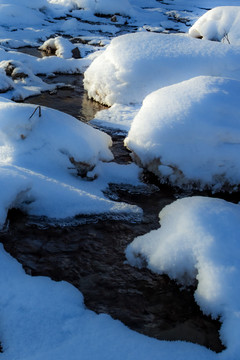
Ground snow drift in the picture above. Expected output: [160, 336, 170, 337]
[125, 76, 240, 191]
[126, 196, 240, 359]
[84, 32, 240, 106]
[189, 6, 240, 45]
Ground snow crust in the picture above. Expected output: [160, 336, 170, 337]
[84, 32, 240, 106]
[126, 196, 240, 359]
[189, 7, 240, 45]
[125, 76, 240, 191]
[0, 98, 141, 227]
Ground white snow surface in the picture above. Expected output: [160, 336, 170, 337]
[92, 103, 141, 133]
[126, 196, 240, 359]
[0, 242, 217, 360]
[0, 98, 141, 227]
[39, 37, 77, 58]
[1, 1, 240, 360]
[125, 76, 240, 191]
[189, 6, 240, 45]
[49, 0, 133, 15]
[84, 32, 240, 106]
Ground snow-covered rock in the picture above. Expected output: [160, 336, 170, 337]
[0, 97, 141, 226]
[189, 6, 240, 45]
[84, 32, 240, 106]
[39, 36, 80, 59]
[126, 196, 240, 359]
[124, 76, 240, 191]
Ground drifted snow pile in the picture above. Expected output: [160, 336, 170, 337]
[189, 6, 240, 45]
[124, 76, 240, 191]
[0, 97, 141, 227]
[126, 196, 240, 360]
[84, 31, 240, 106]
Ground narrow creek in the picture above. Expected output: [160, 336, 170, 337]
[0, 66, 226, 353]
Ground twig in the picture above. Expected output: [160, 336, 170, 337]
[29, 105, 42, 120]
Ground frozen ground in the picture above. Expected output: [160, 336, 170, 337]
[1, 1, 240, 359]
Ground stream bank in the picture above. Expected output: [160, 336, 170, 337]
[0, 72, 225, 353]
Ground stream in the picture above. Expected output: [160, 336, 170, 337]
[0, 69, 226, 353]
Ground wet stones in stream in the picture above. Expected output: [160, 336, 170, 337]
[0, 184, 224, 353]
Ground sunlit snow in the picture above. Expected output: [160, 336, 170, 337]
[1, 1, 240, 360]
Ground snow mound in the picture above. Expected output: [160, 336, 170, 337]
[189, 6, 240, 45]
[84, 32, 240, 106]
[124, 76, 240, 192]
[126, 196, 240, 358]
[39, 37, 78, 59]
[0, 98, 141, 227]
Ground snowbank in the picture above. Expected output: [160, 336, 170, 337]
[126, 196, 240, 359]
[84, 32, 240, 106]
[0, 47, 90, 100]
[0, 98, 141, 226]
[189, 6, 240, 45]
[0, 243, 217, 360]
[124, 76, 240, 191]
[0, 3, 48, 28]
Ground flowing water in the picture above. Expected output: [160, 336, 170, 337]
[0, 67, 226, 352]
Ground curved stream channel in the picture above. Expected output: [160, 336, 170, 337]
[0, 70, 230, 353]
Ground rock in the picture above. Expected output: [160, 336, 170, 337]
[111, 15, 118, 22]
[71, 47, 81, 59]
[69, 157, 95, 178]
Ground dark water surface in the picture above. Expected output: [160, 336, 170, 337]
[0, 71, 226, 352]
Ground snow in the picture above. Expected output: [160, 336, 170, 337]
[39, 37, 78, 59]
[0, 98, 141, 227]
[50, 0, 133, 16]
[84, 32, 240, 106]
[1, 1, 240, 360]
[126, 196, 240, 359]
[92, 103, 141, 134]
[0, 48, 90, 100]
[189, 7, 240, 45]
[124, 76, 240, 191]
[0, 243, 217, 360]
